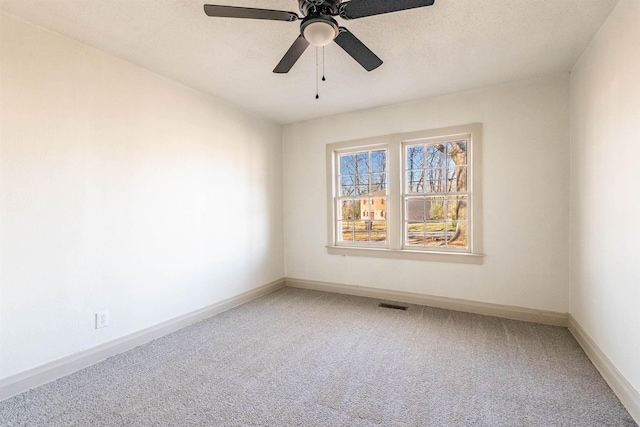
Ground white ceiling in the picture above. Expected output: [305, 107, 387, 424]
[1, 0, 618, 124]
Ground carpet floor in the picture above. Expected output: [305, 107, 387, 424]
[0, 287, 636, 426]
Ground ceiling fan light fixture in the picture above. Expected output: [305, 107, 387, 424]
[302, 19, 338, 46]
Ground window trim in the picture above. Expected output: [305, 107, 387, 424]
[326, 124, 483, 264]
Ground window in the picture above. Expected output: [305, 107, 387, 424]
[326, 124, 482, 263]
[336, 148, 387, 245]
[404, 140, 469, 249]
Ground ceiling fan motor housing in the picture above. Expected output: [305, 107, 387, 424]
[298, 0, 340, 17]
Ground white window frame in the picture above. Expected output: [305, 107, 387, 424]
[333, 145, 389, 248]
[326, 124, 483, 264]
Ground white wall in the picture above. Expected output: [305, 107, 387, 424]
[283, 75, 570, 312]
[0, 13, 283, 379]
[570, 0, 640, 395]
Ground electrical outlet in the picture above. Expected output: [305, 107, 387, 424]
[96, 311, 109, 329]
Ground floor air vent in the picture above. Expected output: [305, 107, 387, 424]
[378, 303, 408, 311]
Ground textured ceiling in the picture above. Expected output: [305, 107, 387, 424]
[0, 0, 618, 124]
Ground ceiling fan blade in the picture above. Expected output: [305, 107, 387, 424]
[340, 0, 435, 20]
[334, 28, 383, 72]
[273, 35, 310, 73]
[203, 5, 299, 22]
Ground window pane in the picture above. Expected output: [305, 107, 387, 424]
[355, 152, 369, 175]
[424, 168, 446, 193]
[447, 140, 467, 165]
[406, 171, 424, 193]
[352, 172, 368, 196]
[356, 199, 387, 223]
[446, 197, 468, 221]
[379, 202, 388, 220]
[354, 229, 370, 242]
[425, 221, 445, 232]
[371, 150, 386, 173]
[340, 200, 355, 220]
[371, 173, 387, 193]
[406, 222, 425, 246]
[425, 197, 445, 220]
[340, 176, 355, 196]
[339, 221, 354, 242]
[353, 202, 364, 220]
[354, 220, 371, 231]
[340, 220, 354, 232]
[371, 232, 387, 243]
[446, 166, 467, 192]
[425, 221, 446, 246]
[446, 221, 468, 248]
[340, 154, 355, 175]
[359, 199, 385, 221]
[406, 198, 426, 221]
[425, 144, 447, 168]
[425, 232, 446, 246]
[372, 221, 386, 232]
[406, 145, 425, 170]
[444, 151, 456, 169]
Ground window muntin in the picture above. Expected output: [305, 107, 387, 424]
[336, 148, 387, 245]
[404, 139, 470, 251]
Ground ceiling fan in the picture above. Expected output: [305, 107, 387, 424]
[203, 0, 435, 73]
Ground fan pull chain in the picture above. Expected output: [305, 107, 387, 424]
[315, 47, 319, 99]
[322, 47, 326, 81]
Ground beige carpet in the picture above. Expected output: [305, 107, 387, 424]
[0, 287, 636, 426]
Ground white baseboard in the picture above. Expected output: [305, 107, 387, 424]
[568, 315, 640, 424]
[285, 277, 568, 326]
[0, 278, 285, 402]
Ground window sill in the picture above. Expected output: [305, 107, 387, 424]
[326, 246, 484, 264]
